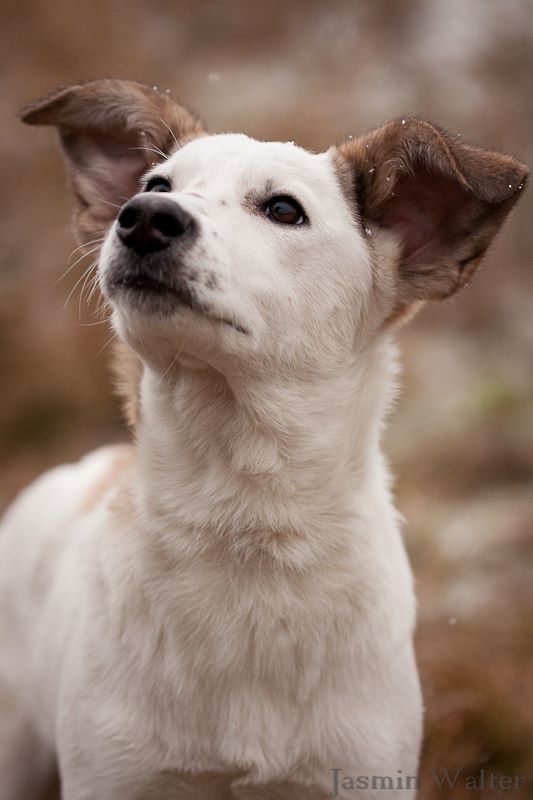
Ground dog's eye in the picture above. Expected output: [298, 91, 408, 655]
[145, 176, 172, 193]
[264, 196, 306, 225]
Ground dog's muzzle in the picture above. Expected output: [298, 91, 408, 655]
[104, 194, 202, 313]
[117, 195, 197, 256]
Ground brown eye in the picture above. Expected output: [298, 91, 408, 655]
[264, 196, 306, 225]
[145, 176, 172, 193]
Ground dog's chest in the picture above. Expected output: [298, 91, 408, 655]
[100, 555, 363, 773]
[136, 558, 357, 698]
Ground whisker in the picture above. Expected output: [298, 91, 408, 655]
[96, 332, 119, 358]
[78, 317, 111, 327]
[96, 299, 112, 322]
[86, 273, 102, 307]
[78, 265, 99, 318]
[57, 244, 103, 284]
[131, 144, 169, 160]
[158, 117, 180, 151]
[96, 293, 111, 314]
[67, 235, 106, 263]
[63, 260, 98, 309]
[97, 198, 123, 209]
[161, 350, 182, 380]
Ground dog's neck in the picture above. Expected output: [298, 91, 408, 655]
[135, 336, 398, 570]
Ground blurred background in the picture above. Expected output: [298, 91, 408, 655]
[1, 0, 532, 794]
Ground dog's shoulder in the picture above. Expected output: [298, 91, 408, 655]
[1, 444, 134, 539]
[0, 445, 134, 658]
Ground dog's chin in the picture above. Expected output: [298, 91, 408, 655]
[106, 270, 199, 317]
[103, 266, 248, 337]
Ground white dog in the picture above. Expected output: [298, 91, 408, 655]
[0, 80, 527, 800]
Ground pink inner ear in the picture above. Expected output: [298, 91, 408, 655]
[377, 168, 477, 266]
[62, 127, 151, 210]
[90, 150, 148, 206]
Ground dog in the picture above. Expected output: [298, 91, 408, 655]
[0, 79, 527, 800]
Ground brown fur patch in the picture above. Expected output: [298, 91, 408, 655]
[108, 479, 137, 525]
[111, 340, 143, 429]
[331, 148, 360, 225]
[336, 117, 528, 304]
[382, 299, 424, 329]
[79, 444, 134, 514]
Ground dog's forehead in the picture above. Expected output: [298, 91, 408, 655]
[164, 133, 335, 190]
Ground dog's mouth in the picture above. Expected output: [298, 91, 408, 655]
[106, 265, 247, 334]
[110, 271, 194, 302]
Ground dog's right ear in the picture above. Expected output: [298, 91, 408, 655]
[20, 79, 206, 242]
[334, 118, 528, 313]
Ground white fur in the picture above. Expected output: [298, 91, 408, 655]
[0, 134, 422, 799]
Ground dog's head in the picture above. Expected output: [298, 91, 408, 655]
[21, 80, 528, 417]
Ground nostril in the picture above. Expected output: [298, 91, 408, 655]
[116, 197, 195, 254]
[118, 206, 138, 230]
[152, 211, 186, 238]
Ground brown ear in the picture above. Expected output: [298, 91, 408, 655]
[19, 79, 206, 242]
[336, 118, 528, 302]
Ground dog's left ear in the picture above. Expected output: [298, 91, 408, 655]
[20, 79, 206, 242]
[335, 118, 528, 303]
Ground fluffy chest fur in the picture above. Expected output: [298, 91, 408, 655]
[51, 445, 416, 783]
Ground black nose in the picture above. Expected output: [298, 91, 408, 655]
[116, 195, 195, 255]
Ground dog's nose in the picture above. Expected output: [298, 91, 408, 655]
[116, 195, 195, 255]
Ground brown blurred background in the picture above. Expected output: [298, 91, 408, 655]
[1, 0, 532, 795]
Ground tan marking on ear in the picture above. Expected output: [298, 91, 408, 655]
[382, 300, 424, 330]
[331, 148, 359, 224]
[79, 445, 134, 514]
[108, 481, 136, 524]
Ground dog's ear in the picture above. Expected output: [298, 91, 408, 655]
[335, 118, 528, 304]
[20, 79, 206, 242]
